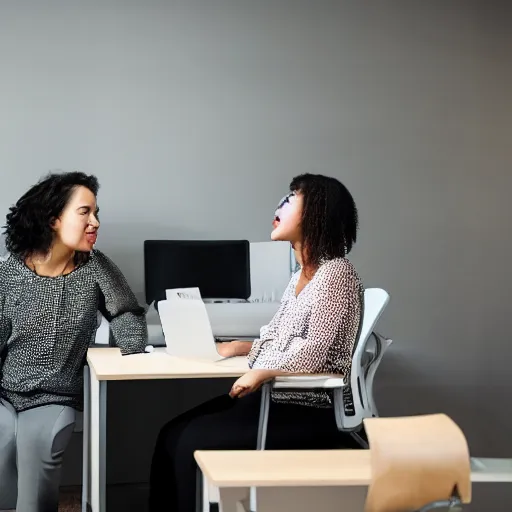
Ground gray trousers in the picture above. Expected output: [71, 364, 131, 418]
[0, 400, 76, 512]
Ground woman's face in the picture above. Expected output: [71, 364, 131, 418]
[52, 186, 100, 252]
[271, 191, 303, 243]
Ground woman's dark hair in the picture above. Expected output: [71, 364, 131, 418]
[3, 171, 99, 258]
[290, 173, 358, 267]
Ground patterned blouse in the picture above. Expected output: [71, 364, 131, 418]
[248, 257, 363, 408]
[0, 250, 147, 412]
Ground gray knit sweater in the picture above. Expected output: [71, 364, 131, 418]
[0, 250, 147, 412]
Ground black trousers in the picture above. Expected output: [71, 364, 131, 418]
[148, 390, 359, 512]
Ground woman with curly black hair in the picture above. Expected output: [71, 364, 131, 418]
[149, 173, 364, 512]
[0, 172, 147, 512]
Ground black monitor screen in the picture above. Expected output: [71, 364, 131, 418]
[143, 240, 251, 304]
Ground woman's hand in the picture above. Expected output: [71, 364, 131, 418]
[216, 340, 252, 358]
[215, 342, 237, 358]
[229, 369, 274, 399]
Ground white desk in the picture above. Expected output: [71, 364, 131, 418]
[194, 450, 512, 512]
[84, 347, 249, 512]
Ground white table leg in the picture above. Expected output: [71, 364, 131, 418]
[90, 369, 107, 512]
[82, 366, 90, 512]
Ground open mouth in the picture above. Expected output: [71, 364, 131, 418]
[85, 231, 97, 244]
[272, 216, 280, 229]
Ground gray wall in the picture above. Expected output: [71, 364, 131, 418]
[1, 1, 511, 509]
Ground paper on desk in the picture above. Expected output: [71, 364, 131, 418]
[158, 288, 221, 360]
[165, 287, 202, 300]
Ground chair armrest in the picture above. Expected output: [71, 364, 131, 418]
[272, 375, 346, 389]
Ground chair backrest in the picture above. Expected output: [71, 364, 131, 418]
[337, 288, 390, 431]
[352, 288, 389, 386]
[363, 414, 471, 512]
[357, 288, 390, 355]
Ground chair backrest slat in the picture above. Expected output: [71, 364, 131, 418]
[363, 414, 471, 512]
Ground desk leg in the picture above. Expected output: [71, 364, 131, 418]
[82, 366, 90, 512]
[90, 371, 107, 512]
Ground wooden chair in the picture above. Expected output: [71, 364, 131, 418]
[363, 414, 472, 512]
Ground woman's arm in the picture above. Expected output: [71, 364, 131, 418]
[229, 368, 294, 398]
[215, 340, 253, 358]
[0, 262, 11, 356]
[247, 274, 298, 366]
[0, 278, 12, 367]
[0, 297, 11, 357]
[258, 274, 297, 342]
[231, 265, 362, 398]
[93, 251, 148, 355]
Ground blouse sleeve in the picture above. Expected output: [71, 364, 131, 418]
[93, 250, 148, 355]
[0, 262, 12, 355]
[247, 272, 297, 367]
[277, 262, 362, 375]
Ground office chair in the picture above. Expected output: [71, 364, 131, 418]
[265, 288, 391, 448]
[204, 288, 392, 512]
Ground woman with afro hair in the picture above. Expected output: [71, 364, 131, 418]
[0, 171, 147, 512]
[149, 173, 364, 512]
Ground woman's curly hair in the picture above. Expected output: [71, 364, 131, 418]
[290, 173, 358, 268]
[3, 171, 99, 258]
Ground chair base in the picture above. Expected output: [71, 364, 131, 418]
[417, 497, 463, 511]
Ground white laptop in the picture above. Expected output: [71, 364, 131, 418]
[157, 287, 224, 361]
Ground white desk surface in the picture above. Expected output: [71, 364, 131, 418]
[194, 450, 512, 488]
[86, 347, 249, 381]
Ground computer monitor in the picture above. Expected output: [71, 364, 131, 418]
[143, 240, 251, 305]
